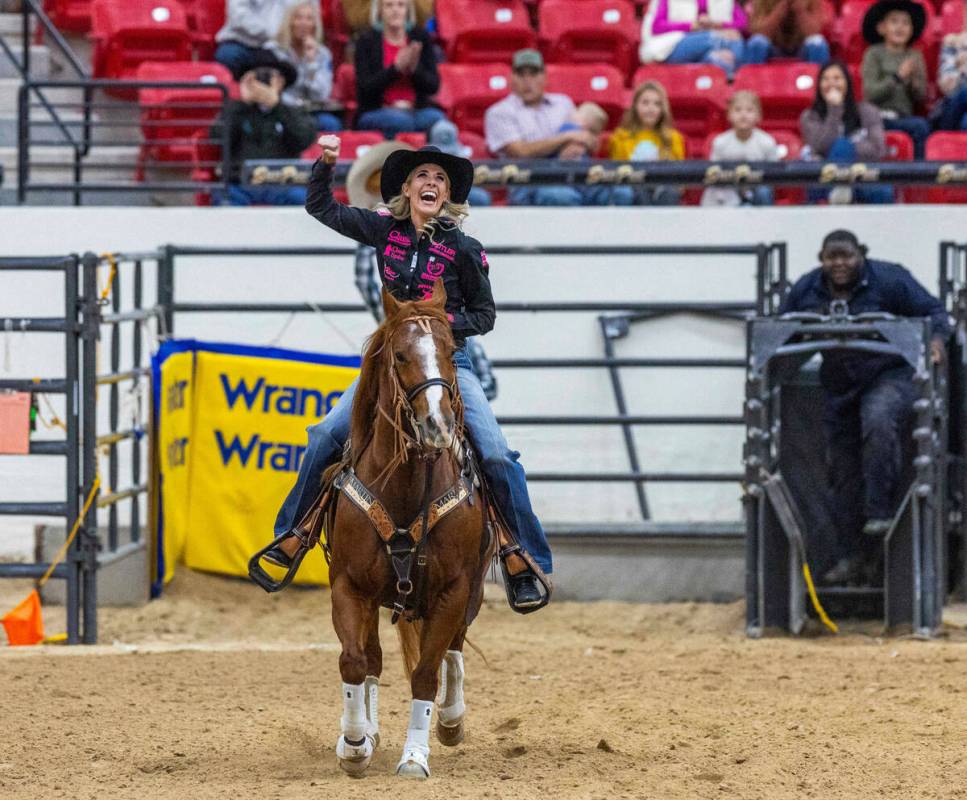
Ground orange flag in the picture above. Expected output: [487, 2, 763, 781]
[1, 589, 45, 646]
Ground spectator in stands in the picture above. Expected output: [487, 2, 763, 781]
[702, 91, 778, 206]
[744, 0, 830, 65]
[215, 0, 301, 77]
[860, 0, 930, 159]
[933, 20, 967, 130]
[800, 61, 892, 204]
[341, 0, 434, 33]
[427, 119, 492, 206]
[354, 0, 445, 138]
[639, 0, 747, 79]
[779, 229, 949, 584]
[270, 1, 341, 132]
[209, 51, 317, 206]
[608, 81, 684, 205]
[485, 49, 629, 206]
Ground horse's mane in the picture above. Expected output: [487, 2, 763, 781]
[350, 297, 455, 460]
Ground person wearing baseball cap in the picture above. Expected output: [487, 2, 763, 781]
[860, 0, 930, 157]
[483, 48, 601, 206]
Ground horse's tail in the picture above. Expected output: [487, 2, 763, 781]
[396, 619, 423, 680]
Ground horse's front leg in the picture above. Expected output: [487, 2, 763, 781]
[331, 574, 379, 777]
[435, 626, 468, 746]
[396, 579, 470, 779]
[363, 613, 382, 748]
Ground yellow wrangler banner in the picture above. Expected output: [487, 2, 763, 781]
[152, 340, 360, 594]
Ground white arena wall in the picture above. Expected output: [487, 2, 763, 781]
[1, 204, 966, 566]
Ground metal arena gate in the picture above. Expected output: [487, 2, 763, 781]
[3, 241, 783, 642]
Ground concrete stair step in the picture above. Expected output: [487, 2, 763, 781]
[0, 12, 36, 40]
[0, 76, 84, 108]
[1, 143, 142, 185]
[0, 43, 49, 78]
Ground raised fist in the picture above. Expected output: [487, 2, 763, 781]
[317, 134, 340, 164]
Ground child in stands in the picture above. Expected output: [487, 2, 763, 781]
[860, 0, 930, 158]
[934, 10, 967, 131]
[556, 102, 610, 158]
[702, 91, 779, 206]
[608, 81, 685, 205]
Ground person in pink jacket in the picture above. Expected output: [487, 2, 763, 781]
[640, 0, 747, 78]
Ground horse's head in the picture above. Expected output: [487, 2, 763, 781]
[382, 280, 459, 452]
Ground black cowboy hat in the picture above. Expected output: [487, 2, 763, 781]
[862, 0, 926, 45]
[380, 145, 475, 204]
[230, 48, 298, 88]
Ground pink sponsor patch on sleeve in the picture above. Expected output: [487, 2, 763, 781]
[376, 208, 391, 216]
[479, 249, 489, 269]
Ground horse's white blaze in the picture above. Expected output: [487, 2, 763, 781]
[415, 332, 446, 431]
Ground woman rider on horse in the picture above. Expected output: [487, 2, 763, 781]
[268, 134, 551, 608]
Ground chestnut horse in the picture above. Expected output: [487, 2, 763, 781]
[326, 280, 491, 779]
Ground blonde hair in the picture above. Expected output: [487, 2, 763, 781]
[575, 101, 609, 133]
[371, 0, 417, 29]
[622, 80, 677, 151]
[276, 2, 323, 51]
[728, 90, 762, 115]
[380, 167, 469, 242]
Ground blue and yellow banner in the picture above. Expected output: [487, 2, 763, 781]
[151, 340, 360, 594]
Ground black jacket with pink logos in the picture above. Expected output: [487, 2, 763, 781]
[306, 160, 495, 346]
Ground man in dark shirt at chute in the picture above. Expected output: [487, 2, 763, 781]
[779, 229, 951, 582]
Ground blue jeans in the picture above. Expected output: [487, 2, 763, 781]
[315, 111, 343, 132]
[807, 137, 894, 204]
[468, 186, 492, 206]
[356, 107, 447, 138]
[273, 348, 553, 573]
[825, 367, 916, 555]
[883, 115, 930, 159]
[743, 33, 829, 65]
[214, 41, 263, 77]
[666, 31, 744, 78]
[935, 85, 967, 131]
[509, 185, 634, 206]
[216, 184, 307, 206]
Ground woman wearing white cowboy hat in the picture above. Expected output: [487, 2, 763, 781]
[268, 135, 552, 609]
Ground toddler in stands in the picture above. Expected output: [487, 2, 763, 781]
[702, 91, 778, 206]
[608, 80, 684, 205]
[557, 102, 610, 159]
[860, 0, 930, 158]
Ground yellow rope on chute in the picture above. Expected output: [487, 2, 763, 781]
[98, 252, 117, 303]
[39, 474, 101, 587]
[802, 562, 838, 634]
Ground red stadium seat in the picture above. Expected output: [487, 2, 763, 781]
[320, 0, 351, 66]
[633, 64, 728, 154]
[941, 0, 964, 32]
[884, 129, 915, 160]
[544, 63, 628, 128]
[331, 62, 358, 124]
[733, 63, 820, 134]
[181, 0, 225, 61]
[91, 0, 193, 88]
[538, 0, 639, 77]
[458, 130, 492, 158]
[437, 63, 513, 136]
[908, 132, 967, 203]
[136, 61, 236, 180]
[436, 0, 537, 64]
[44, 0, 94, 32]
[302, 130, 384, 161]
[395, 132, 427, 149]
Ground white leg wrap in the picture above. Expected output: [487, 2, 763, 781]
[437, 650, 465, 726]
[364, 675, 380, 745]
[336, 682, 375, 774]
[396, 699, 433, 778]
[340, 682, 367, 743]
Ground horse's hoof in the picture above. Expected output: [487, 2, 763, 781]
[336, 735, 374, 778]
[395, 749, 430, 779]
[436, 718, 464, 746]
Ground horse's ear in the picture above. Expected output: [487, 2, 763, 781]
[381, 287, 402, 318]
[429, 278, 447, 308]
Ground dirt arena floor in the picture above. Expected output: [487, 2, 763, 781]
[2, 570, 967, 800]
